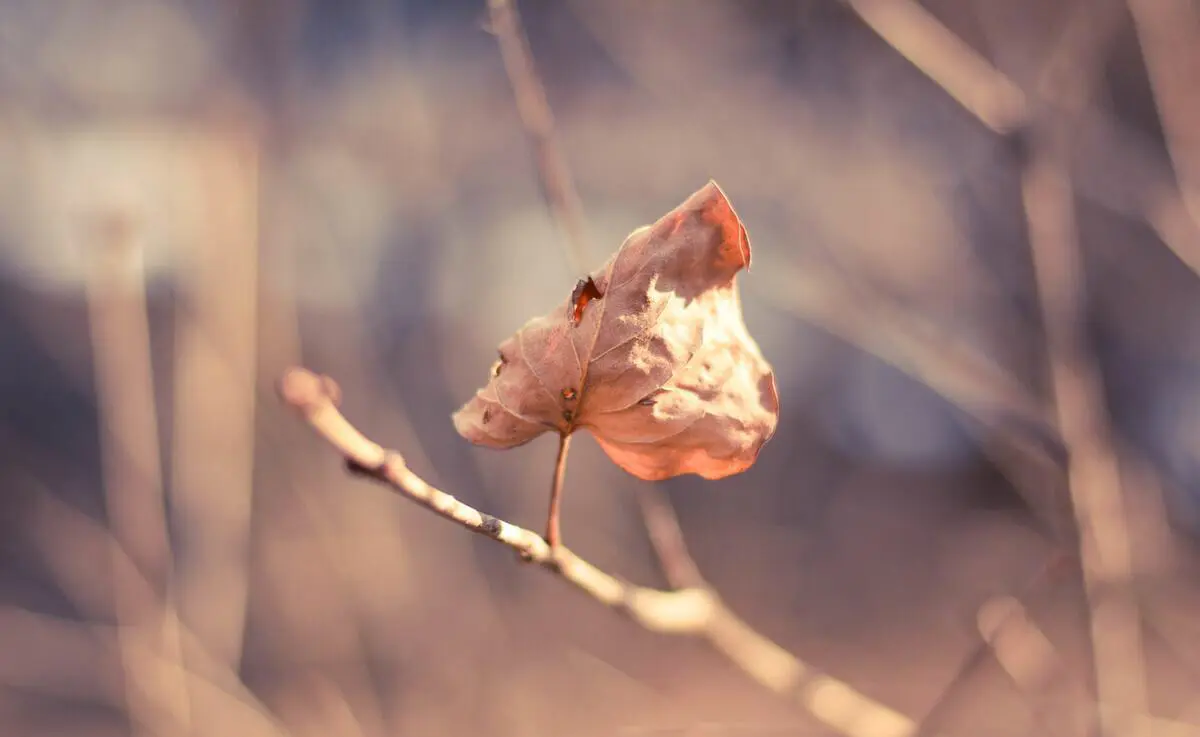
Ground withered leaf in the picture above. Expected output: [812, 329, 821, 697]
[453, 181, 779, 481]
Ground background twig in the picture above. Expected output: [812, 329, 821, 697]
[487, 0, 589, 274]
[1022, 109, 1148, 737]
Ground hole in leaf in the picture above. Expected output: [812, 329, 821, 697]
[569, 276, 603, 325]
[562, 387, 578, 401]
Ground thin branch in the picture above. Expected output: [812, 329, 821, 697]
[487, 0, 589, 274]
[279, 367, 710, 633]
[279, 366, 929, 737]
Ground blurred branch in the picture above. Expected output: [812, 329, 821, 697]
[977, 596, 1094, 737]
[847, 0, 1200, 279]
[978, 597, 1200, 737]
[752, 259, 1076, 543]
[170, 120, 260, 676]
[844, 0, 1027, 133]
[1022, 113, 1148, 737]
[84, 213, 193, 737]
[487, 0, 589, 274]
[280, 366, 928, 737]
[0, 605, 294, 737]
[634, 486, 705, 590]
[1016, 8, 1153, 732]
[790, 6, 1183, 732]
[844, 15, 1172, 723]
[1127, 0, 1200, 229]
[636, 484, 927, 737]
[20, 476, 293, 737]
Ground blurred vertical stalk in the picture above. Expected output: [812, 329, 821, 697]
[1022, 130, 1149, 736]
[488, 0, 589, 274]
[1021, 11, 1151, 733]
[170, 114, 261, 675]
[84, 214, 192, 736]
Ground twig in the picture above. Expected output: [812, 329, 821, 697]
[279, 367, 710, 632]
[487, 0, 589, 274]
[279, 366, 929, 737]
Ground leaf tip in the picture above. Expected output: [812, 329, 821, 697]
[688, 180, 751, 275]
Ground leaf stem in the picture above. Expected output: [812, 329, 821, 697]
[546, 432, 572, 551]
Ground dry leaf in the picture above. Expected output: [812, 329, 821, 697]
[453, 181, 779, 481]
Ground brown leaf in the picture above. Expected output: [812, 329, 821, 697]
[453, 181, 779, 481]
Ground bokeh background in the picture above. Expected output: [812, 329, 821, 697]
[1, 0, 1199, 735]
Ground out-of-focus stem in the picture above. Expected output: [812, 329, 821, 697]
[1127, 0, 1200, 228]
[487, 0, 590, 274]
[170, 118, 260, 677]
[84, 213, 192, 737]
[1022, 130, 1149, 737]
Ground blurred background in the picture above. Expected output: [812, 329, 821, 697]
[1, 0, 1199, 735]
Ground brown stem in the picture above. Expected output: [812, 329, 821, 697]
[487, 0, 589, 274]
[546, 432, 572, 551]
